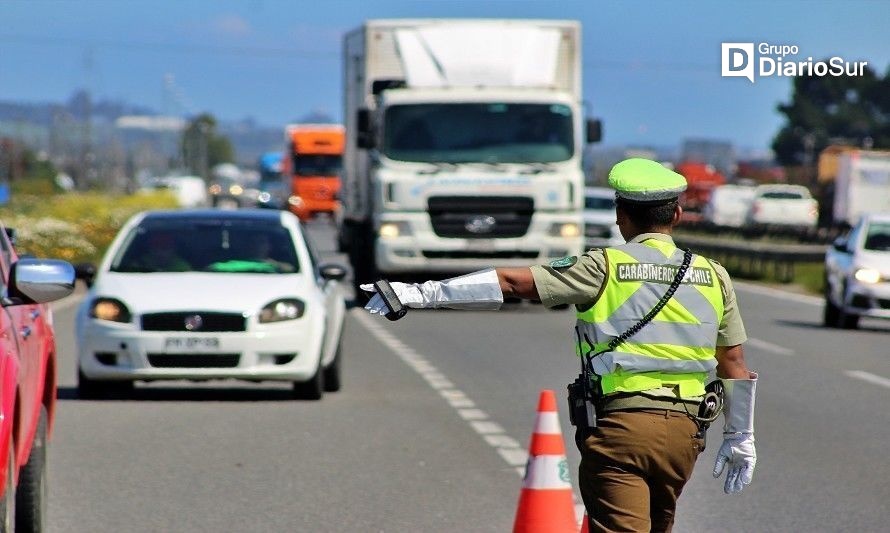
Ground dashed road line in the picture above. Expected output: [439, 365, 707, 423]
[746, 337, 795, 356]
[353, 310, 529, 473]
[734, 281, 823, 305]
[845, 370, 890, 389]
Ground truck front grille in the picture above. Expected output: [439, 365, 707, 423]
[422, 250, 539, 260]
[428, 196, 533, 239]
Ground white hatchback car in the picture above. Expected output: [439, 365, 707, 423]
[74, 209, 347, 399]
[824, 212, 890, 329]
[583, 187, 623, 249]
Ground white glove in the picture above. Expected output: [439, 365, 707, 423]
[713, 433, 756, 494]
[713, 373, 757, 494]
[361, 269, 503, 316]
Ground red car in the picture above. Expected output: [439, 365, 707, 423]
[0, 226, 75, 531]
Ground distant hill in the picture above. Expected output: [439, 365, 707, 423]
[0, 90, 286, 168]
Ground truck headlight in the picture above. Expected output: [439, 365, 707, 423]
[549, 222, 580, 238]
[89, 298, 132, 323]
[259, 298, 305, 323]
[379, 221, 412, 239]
[854, 268, 881, 284]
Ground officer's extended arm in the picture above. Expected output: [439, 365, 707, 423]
[713, 344, 758, 494]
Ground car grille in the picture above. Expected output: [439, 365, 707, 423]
[141, 312, 246, 332]
[147, 354, 241, 368]
[428, 196, 533, 239]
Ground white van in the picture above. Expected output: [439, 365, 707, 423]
[703, 184, 756, 228]
[145, 176, 209, 208]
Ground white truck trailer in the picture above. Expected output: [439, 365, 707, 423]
[339, 19, 601, 292]
[833, 150, 890, 227]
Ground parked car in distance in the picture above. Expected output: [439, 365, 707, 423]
[0, 222, 75, 530]
[746, 184, 818, 229]
[74, 209, 347, 400]
[702, 184, 757, 228]
[583, 187, 623, 249]
[824, 212, 890, 329]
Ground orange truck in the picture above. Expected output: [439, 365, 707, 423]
[675, 161, 727, 221]
[282, 124, 345, 220]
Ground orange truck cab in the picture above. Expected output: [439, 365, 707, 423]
[282, 124, 345, 220]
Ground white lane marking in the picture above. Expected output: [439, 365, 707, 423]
[746, 337, 795, 356]
[353, 309, 590, 526]
[846, 370, 890, 389]
[734, 281, 823, 306]
[353, 310, 530, 471]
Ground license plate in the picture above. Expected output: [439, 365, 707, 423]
[465, 239, 495, 252]
[164, 337, 220, 352]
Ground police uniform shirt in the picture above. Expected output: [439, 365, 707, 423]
[530, 233, 747, 347]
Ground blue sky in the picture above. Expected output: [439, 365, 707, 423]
[0, 0, 887, 152]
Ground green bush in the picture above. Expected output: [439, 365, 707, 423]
[0, 191, 180, 264]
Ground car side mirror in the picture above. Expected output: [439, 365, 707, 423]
[356, 108, 375, 149]
[586, 118, 603, 144]
[832, 239, 849, 253]
[319, 263, 348, 282]
[4, 258, 76, 306]
[75, 262, 98, 288]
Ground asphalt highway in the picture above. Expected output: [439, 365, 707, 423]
[46, 220, 888, 532]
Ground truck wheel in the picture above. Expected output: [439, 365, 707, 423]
[16, 405, 47, 532]
[0, 436, 14, 533]
[349, 228, 377, 305]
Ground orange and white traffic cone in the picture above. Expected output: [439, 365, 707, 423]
[513, 389, 578, 533]
[579, 512, 590, 533]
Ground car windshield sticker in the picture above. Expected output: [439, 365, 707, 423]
[616, 263, 713, 286]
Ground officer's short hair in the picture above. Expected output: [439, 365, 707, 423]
[616, 197, 678, 229]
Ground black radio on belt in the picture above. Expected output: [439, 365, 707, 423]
[373, 279, 408, 321]
[567, 375, 598, 429]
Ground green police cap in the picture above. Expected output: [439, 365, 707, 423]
[608, 158, 687, 203]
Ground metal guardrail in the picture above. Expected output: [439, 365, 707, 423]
[673, 234, 827, 283]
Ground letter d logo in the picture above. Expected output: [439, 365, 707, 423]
[722, 43, 755, 83]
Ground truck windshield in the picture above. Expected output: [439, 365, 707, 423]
[292, 155, 342, 177]
[383, 103, 574, 164]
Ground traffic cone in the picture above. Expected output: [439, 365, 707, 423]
[579, 512, 589, 533]
[513, 389, 578, 533]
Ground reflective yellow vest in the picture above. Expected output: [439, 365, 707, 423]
[576, 239, 724, 399]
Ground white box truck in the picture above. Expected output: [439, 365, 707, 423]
[833, 150, 890, 226]
[339, 19, 601, 292]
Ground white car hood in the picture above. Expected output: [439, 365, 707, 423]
[90, 272, 314, 315]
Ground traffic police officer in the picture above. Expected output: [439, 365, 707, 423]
[364, 158, 758, 532]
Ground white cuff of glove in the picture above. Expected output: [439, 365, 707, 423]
[713, 372, 758, 494]
[361, 269, 503, 314]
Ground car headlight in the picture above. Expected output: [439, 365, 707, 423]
[288, 195, 303, 207]
[259, 298, 305, 323]
[229, 184, 244, 195]
[379, 221, 412, 239]
[854, 268, 881, 284]
[549, 222, 580, 238]
[89, 297, 132, 323]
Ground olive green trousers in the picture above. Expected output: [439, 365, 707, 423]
[576, 409, 705, 533]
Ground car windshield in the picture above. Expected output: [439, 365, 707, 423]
[585, 195, 614, 210]
[760, 190, 806, 200]
[292, 154, 342, 176]
[863, 222, 890, 251]
[383, 103, 574, 164]
[110, 219, 300, 274]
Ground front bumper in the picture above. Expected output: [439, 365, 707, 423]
[78, 319, 323, 382]
[844, 280, 890, 319]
